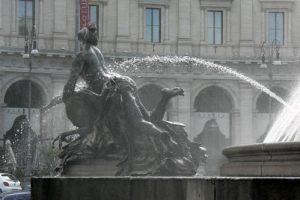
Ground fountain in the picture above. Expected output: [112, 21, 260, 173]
[221, 85, 300, 176]
[32, 24, 300, 200]
[33, 52, 300, 199]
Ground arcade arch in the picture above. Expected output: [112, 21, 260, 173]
[4, 80, 47, 108]
[194, 86, 233, 113]
[2, 80, 47, 136]
[193, 85, 234, 175]
[256, 86, 289, 113]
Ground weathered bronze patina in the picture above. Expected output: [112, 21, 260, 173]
[54, 23, 206, 176]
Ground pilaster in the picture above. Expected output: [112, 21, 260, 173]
[0, 0, 2, 29]
[239, 83, 254, 144]
[54, 0, 67, 33]
[240, 0, 253, 41]
[178, 0, 191, 39]
[38, 0, 44, 34]
[116, 0, 131, 52]
[177, 80, 192, 138]
[53, 0, 68, 50]
[11, 0, 16, 33]
[51, 78, 67, 137]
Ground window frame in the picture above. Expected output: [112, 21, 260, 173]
[267, 11, 284, 46]
[260, 0, 294, 47]
[18, 0, 33, 36]
[88, 4, 99, 31]
[207, 10, 223, 45]
[145, 7, 161, 43]
[87, 0, 107, 43]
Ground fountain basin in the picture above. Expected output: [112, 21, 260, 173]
[221, 142, 300, 176]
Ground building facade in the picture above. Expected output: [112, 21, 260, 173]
[0, 0, 300, 174]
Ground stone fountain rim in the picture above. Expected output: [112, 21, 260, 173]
[223, 141, 300, 160]
[221, 142, 300, 176]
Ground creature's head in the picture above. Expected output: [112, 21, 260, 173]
[78, 23, 98, 47]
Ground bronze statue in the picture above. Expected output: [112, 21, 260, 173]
[54, 23, 206, 176]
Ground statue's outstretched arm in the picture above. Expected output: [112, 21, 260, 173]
[63, 53, 85, 101]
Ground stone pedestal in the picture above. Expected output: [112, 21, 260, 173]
[32, 177, 300, 200]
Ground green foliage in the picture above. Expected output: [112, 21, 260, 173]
[35, 144, 60, 176]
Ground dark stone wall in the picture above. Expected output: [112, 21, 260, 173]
[32, 177, 300, 200]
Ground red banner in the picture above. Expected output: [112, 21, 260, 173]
[80, 0, 89, 29]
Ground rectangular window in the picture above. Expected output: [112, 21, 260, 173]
[268, 12, 284, 45]
[18, 0, 33, 35]
[207, 11, 223, 45]
[89, 4, 99, 30]
[145, 8, 161, 43]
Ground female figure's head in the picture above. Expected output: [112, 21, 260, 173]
[78, 23, 98, 47]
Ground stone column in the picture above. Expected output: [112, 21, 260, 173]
[177, 81, 192, 138]
[0, 102, 6, 142]
[0, 73, 5, 140]
[239, 83, 254, 144]
[51, 77, 67, 138]
[230, 109, 240, 145]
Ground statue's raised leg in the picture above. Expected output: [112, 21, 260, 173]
[150, 87, 184, 122]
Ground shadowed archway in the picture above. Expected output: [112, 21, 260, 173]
[4, 80, 46, 108]
[194, 86, 233, 113]
[193, 86, 233, 176]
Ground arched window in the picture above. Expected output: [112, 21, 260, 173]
[194, 86, 233, 113]
[4, 80, 46, 108]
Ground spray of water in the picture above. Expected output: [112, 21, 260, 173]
[264, 86, 300, 143]
[111, 56, 289, 109]
[44, 55, 293, 141]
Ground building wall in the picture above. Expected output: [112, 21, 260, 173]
[0, 0, 299, 148]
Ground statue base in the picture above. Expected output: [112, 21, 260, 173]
[62, 158, 120, 176]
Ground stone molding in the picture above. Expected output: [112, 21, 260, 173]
[259, 0, 295, 11]
[199, 0, 233, 9]
[137, 0, 171, 7]
[88, 0, 108, 4]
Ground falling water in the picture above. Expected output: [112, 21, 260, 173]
[264, 86, 300, 143]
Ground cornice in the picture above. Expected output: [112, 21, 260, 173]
[259, 0, 295, 11]
[137, 0, 171, 7]
[199, 0, 233, 9]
